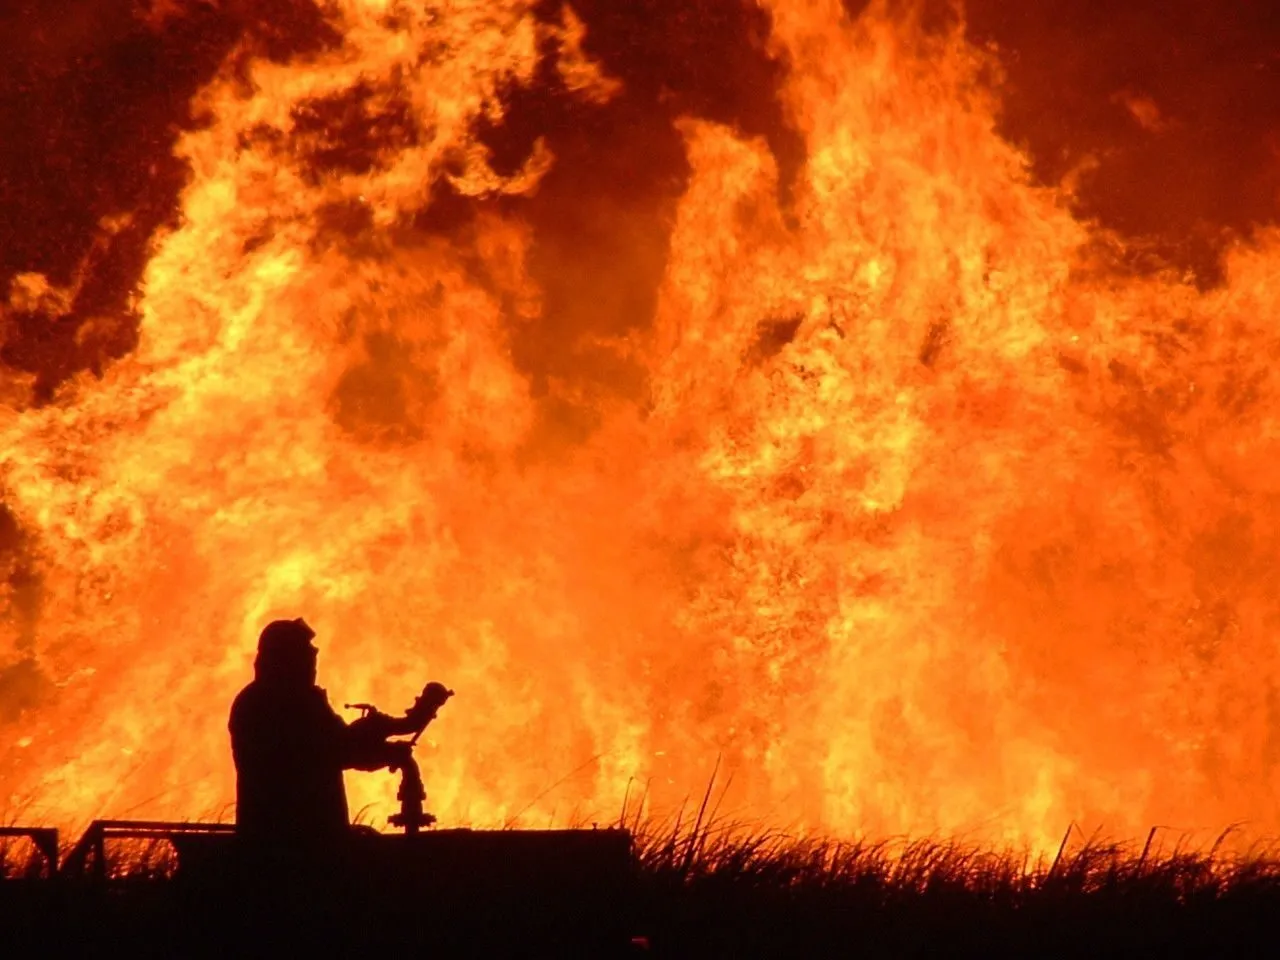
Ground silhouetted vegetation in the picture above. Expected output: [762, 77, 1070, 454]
[630, 821, 1280, 958]
[4, 820, 1280, 957]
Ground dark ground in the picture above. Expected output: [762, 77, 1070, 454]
[4, 826, 1280, 958]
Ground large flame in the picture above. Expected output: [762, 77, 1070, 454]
[3, 0, 1280, 852]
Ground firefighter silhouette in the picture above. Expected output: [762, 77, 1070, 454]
[229, 618, 452, 842]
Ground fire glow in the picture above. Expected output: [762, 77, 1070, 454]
[3, 0, 1280, 853]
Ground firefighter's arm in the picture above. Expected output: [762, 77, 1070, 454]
[336, 682, 453, 771]
[345, 734, 414, 773]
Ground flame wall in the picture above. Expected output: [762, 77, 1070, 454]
[3, 0, 1280, 851]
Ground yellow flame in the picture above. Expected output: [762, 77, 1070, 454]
[3, 1, 1280, 855]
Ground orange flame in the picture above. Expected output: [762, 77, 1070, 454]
[3, 1, 1280, 853]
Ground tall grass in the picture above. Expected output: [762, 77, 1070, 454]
[7, 815, 1280, 894]
[634, 821, 1280, 900]
[6, 815, 1280, 956]
[625, 818, 1280, 956]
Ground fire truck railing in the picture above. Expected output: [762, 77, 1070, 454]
[0, 826, 60, 877]
[61, 820, 236, 880]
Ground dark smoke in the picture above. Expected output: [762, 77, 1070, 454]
[480, 0, 801, 445]
[1, 0, 1277, 402]
[0, 0, 338, 404]
[965, 0, 1280, 282]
